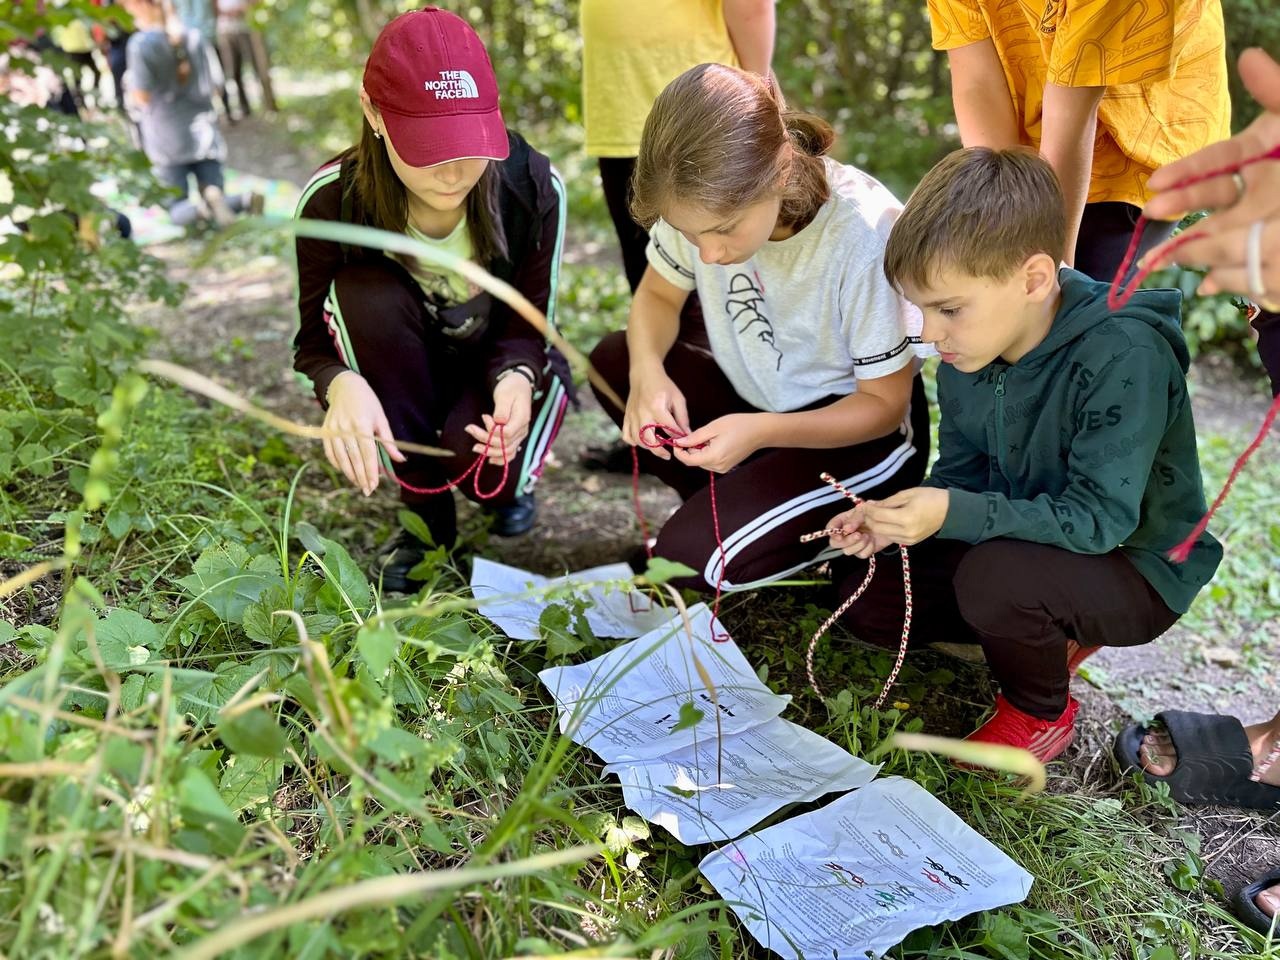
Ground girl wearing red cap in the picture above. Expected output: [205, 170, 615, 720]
[292, 7, 571, 591]
[588, 64, 930, 591]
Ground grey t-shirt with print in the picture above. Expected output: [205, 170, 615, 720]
[646, 158, 922, 413]
[126, 28, 225, 168]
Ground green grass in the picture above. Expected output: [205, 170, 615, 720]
[3, 92, 1279, 960]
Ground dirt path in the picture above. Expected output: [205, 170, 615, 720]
[135, 116, 1277, 904]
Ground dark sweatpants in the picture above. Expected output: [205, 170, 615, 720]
[327, 262, 568, 546]
[1254, 312, 1280, 397]
[589, 330, 930, 591]
[832, 538, 1178, 720]
[1073, 202, 1176, 284]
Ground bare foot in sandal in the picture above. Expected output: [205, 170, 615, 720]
[1258, 882, 1280, 921]
[1141, 710, 1280, 919]
[1140, 710, 1280, 785]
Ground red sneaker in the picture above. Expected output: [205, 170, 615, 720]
[1066, 639, 1100, 676]
[965, 694, 1080, 763]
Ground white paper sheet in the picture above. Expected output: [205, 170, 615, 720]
[471, 557, 675, 640]
[537, 603, 790, 763]
[699, 777, 1034, 959]
[602, 716, 880, 844]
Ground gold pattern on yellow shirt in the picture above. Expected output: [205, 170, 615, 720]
[927, 0, 1230, 207]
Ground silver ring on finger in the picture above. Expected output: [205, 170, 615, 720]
[1247, 219, 1268, 302]
[1229, 170, 1247, 208]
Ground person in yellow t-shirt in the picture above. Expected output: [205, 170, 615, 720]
[926, 0, 1230, 281]
[579, 0, 774, 473]
[581, 0, 775, 292]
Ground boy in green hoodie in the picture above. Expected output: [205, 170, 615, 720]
[826, 147, 1222, 763]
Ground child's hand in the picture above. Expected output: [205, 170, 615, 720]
[468, 372, 533, 466]
[861, 488, 949, 546]
[672, 413, 762, 474]
[322, 371, 406, 495]
[623, 367, 690, 460]
[827, 505, 893, 559]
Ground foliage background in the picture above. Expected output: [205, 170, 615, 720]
[1, 1, 1277, 957]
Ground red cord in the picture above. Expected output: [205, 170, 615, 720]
[1108, 142, 1280, 562]
[802, 472, 912, 710]
[632, 423, 730, 642]
[1168, 393, 1280, 562]
[385, 420, 509, 500]
[1108, 142, 1280, 311]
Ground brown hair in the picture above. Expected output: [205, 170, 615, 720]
[883, 147, 1067, 291]
[343, 112, 507, 267]
[629, 63, 835, 232]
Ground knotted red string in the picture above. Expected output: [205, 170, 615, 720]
[385, 420, 509, 500]
[1108, 143, 1280, 562]
[801, 472, 912, 710]
[632, 423, 729, 642]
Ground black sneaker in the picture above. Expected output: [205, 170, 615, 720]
[370, 528, 427, 593]
[489, 493, 536, 537]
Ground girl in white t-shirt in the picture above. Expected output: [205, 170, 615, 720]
[588, 63, 930, 590]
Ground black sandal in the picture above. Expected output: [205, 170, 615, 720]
[1113, 710, 1280, 811]
[1233, 866, 1280, 936]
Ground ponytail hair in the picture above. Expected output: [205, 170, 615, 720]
[630, 63, 834, 231]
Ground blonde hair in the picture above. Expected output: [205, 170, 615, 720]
[884, 147, 1067, 290]
[629, 64, 835, 231]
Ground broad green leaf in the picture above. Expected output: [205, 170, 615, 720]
[0, 532, 33, 556]
[539, 604, 585, 657]
[99, 608, 161, 653]
[121, 663, 260, 722]
[641, 556, 698, 584]
[670, 700, 704, 733]
[219, 707, 288, 757]
[417, 816, 455, 854]
[176, 766, 245, 853]
[357, 622, 399, 676]
[397, 508, 435, 546]
[220, 755, 284, 813]
[983, 914, 1030, 960]
[103, 737, 145, 786]
[368, 726, 429, 765]
[241, 595, 292, 646]
[177, 543, 281, 623]
[296, 522, 374, 611]
[52, 364, 99, 406]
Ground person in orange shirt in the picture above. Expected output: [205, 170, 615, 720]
[926, 0, 1230, 280]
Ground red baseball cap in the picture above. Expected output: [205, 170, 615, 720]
[363, 7, 509, 168]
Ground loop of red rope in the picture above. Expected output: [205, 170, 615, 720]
[1107, 142, 1280, 561]
[802, 472, 912, 710]
[632, 422, 730, 642]
[385, 420, 509, 500]
[1108, 142, 1280, 311]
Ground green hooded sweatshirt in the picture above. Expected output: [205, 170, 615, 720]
[926, 268, 1222, 614]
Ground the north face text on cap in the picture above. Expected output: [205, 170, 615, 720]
[424, 70, 479, 100]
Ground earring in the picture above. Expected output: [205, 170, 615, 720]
[374, 130, 383, 140]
